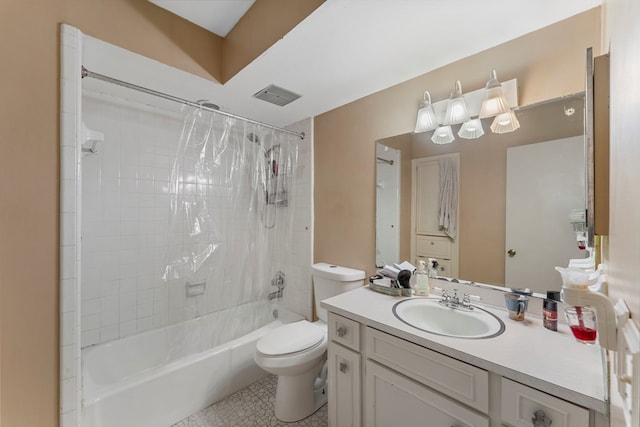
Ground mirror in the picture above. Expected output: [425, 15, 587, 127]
[375, 94, 587, 293]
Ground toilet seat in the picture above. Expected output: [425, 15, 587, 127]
[256, 320, 325, 357]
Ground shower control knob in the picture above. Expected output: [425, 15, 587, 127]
[337, 326, 348, 337]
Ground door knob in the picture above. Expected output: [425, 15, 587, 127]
[507, 249, 516, 257]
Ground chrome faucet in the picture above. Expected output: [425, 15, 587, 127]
[268, 271, 286, 300]
[437, 288, 475, 311]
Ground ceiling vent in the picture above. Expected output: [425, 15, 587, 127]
[253, 84, 301, 107]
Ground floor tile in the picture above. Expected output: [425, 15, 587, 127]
[172, 375, 327, 427]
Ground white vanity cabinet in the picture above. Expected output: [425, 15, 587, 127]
[500, 378, 590, 427]
[326, 310, 605, 427]
[327, 313, 361, 427]
[365, 360, 489, 427]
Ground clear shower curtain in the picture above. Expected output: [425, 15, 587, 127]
[161, 105, 300, 333]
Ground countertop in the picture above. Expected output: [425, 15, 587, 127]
[321, 285, 608, 414]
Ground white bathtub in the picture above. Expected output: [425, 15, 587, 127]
[82, 302, 301, 427]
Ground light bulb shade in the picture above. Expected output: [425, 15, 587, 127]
[431, 125, 455, 144]
[490, 110, 521, 134]
[479, 70, 510, 118]
[414, 102, 438, 132]
[443, 81, 470, 125]
[458, 118, 484, 139]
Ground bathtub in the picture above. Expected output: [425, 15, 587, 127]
[82, 302, 302, 427]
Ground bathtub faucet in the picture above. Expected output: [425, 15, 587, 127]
[268, 271, 286, 300]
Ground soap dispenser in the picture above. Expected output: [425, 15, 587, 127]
[414, 260, 430, 296]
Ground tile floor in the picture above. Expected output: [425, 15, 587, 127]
[172, 375, 328, 427]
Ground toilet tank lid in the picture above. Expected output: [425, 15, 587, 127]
[312, 263, 365, 281]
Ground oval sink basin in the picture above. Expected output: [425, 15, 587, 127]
[392, 298, 505, 339]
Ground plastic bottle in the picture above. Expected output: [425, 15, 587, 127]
[543, 291, 559, 331]
[414, 260, 430, 296]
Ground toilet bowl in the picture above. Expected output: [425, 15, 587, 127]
[254, 320, 328, 422]
[254, 263, 365, 422]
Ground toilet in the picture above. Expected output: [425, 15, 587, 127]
[254, 263, 365, 422]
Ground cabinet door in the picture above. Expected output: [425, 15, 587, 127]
[328, 343, 361, 427]
[365, 360, 489, 427]
[501, 378, 589, 427]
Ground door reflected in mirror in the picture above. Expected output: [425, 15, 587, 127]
[375, 94, 588, 293]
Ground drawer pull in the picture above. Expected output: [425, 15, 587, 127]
[532, 409, 552, 427]
[339, 362, 348, 373]
[337, 326, 348, 337]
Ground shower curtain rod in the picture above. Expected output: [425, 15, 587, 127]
[81, 67, 305, 140]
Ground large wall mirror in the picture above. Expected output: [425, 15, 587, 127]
[375, 94, 589, 293]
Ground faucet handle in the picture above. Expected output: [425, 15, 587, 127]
[432, 286, 450, 300]
[462, 293, 481, 307]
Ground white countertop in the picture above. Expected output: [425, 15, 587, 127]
[321, 285, 608, 414]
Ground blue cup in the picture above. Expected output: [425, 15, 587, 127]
[504, 292, 529, 321]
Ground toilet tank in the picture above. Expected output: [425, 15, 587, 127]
[312, 263, 365, 322]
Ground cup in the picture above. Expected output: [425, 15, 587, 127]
[504, 292, 529, 321]
[564, 306, 597, 344]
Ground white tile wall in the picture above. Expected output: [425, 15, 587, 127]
[80, 94, 314, 347]
[60, 23, 82, 427]
[81, 93, 180, 347]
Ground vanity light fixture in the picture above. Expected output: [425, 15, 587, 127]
[443, 80, 471, 125]
[414, 72, 519, 143]
[490, 110, 521, 134]
[458, 118, 484, 139]
[479, 69, 511, 118]
[414, 91, 438, 133]
[431, 125, 455, 144]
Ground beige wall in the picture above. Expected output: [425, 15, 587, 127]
[0, 1, 224, 426]
[314, 9, 602, 277]
[601, 0, 640, 326]
[0, 1, 325, 424]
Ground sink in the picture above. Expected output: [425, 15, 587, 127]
[392, 298, 505, 339]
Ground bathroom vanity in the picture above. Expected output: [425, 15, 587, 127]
[322, 285, 608, 427]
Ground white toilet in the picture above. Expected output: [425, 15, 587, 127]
[254, 263, 365, 422]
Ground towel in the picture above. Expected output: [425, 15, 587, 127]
[438, 158, 458, 238]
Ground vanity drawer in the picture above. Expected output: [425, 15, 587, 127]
[365, 327, 489, 413]
[329, 313, 360, 351]
[416, 235, 452, 259]
[501, 378, 589, 427]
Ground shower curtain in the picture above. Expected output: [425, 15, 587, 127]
[161, 105, 300, 330]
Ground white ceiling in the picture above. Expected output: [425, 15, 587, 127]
[149, 0, 256, 37]
[146, 0, 601, 128]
